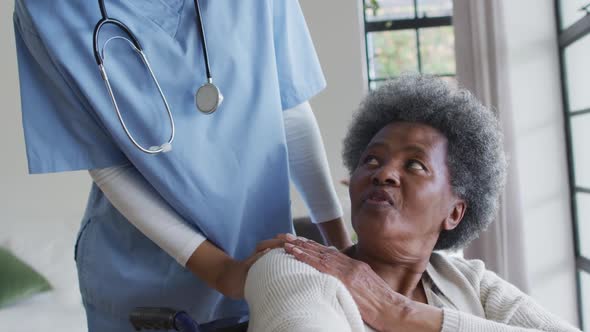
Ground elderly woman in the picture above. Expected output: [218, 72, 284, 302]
[244, 74, 580, 332]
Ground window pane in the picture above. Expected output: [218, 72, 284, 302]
[559, 0, 589, 30]
[364, 0, 415, 21]
[581, 271, 590, 330]
[419, 27, 455, 75]
[571, 113, 590, 188]
[418, 0, 452, 18]
[577, 193, 590, 258]
[367, 30, 418, 79]
[565, 33, 590, 112]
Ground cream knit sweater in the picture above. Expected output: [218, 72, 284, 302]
[244, 249, 580, 332]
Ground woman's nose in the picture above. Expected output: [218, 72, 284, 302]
[371, 165, 400, 187]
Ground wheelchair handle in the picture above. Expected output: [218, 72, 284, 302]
[130, 307, 200, 332]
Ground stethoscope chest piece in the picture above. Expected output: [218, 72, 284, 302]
[195, 82, 223, 114]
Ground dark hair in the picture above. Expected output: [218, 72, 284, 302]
[343, 74, 507, 250]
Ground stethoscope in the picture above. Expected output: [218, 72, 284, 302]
[93, 0, 222, 154]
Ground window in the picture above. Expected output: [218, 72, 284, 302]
[362, 0, 455, 90]
[555, 1, 590, 329]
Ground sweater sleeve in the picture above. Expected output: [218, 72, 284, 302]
[244, 249, 366, 332]
[441, 263, 581, 332]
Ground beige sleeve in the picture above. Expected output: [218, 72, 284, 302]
[244, 249, 366, 332]
[442, 267, 580, 332]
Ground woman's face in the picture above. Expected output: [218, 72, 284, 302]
[349, 122, 465, 261]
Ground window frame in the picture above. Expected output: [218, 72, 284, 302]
[554, 1, 590, 329]
[362, 0, 454, 89]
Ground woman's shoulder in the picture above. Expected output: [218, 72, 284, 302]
[245, 248, 365, 332]
[245, 249, 332, 305]
[247, 248, 325, 282]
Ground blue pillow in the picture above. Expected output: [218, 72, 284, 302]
[0, 247, 52, 308]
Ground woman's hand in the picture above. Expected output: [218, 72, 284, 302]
[282, 236, 442, 332]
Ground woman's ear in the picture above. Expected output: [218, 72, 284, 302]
[443, 200, 466, 231]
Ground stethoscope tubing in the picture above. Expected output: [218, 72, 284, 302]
[98, 49, 175, 154]
[93, 1, 175, 154]
[193, 0, 211, 80]
[93, 18, 142, 66]
[93, 0, 219, 154]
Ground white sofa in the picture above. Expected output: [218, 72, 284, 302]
[0, 218, 86, 331]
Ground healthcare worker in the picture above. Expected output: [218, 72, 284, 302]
[13, 0, 352, 330]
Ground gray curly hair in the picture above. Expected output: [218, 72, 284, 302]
[343, 74, 507, 250]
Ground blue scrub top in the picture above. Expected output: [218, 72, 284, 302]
[14, 0, 325, 328]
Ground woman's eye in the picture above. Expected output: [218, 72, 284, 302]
[407, 160, 425, 171]
[364, 156, 379, 166]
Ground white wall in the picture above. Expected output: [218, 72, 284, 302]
[292, 1, 366, 222]
[0, 4, 90, 238]
[499, 0, 579, 325]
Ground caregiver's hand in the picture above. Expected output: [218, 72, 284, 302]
[187, 237, 287, 300]
[283, 237, 443, 332]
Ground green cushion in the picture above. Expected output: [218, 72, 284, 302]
[0, 247, 51, 308]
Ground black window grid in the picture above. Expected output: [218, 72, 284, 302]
[555, 1, 590, 329]
[362, 0, 454, 90]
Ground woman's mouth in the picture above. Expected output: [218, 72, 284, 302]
[364, 189, 394, 207]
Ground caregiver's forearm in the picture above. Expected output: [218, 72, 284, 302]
[185, 239, 240, 295]
[89, 164, 206, 266]
[89, 165, 239, 296]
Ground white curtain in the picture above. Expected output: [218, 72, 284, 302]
[453, 0, 529, 292]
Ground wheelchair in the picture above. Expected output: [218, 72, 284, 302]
[129, 217, 324, 332]
[129, 307, 248, 332]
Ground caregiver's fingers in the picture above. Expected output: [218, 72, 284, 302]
[244, 248, 271, 268]
[275, 233, 298, 242]
[255, 238, 285, 252]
